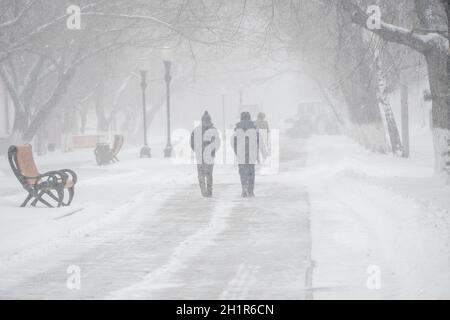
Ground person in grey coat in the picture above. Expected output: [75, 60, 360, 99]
[233, 112, 259, 197]
[254, 112, 270, 161]
[190, 111, 221, 197]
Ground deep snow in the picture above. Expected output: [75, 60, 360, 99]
[305, 132, 450, 299]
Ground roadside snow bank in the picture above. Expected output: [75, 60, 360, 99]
[305, 133, 450, 299]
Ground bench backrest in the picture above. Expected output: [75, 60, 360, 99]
[111, 135, 124, 157]
[72, 135, 101, 149]
[8, 145, 40, 187]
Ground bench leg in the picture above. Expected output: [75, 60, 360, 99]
[56, 187, 64, 207]
[60, 187, 75, 206]
[66, 187, 75, 206]
[20, 193, 33, 207]
[21, 188, 65, 208]
[39, 197, 54, 208]
[45, 189, 64, 207]
[31, 190, 54, 208]
[32, 188, 64, 208]
[31, 190, 44, 207]
[46, 188, 64, 207]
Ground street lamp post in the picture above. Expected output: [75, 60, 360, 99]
[163, 60, 172, 158]
[139, 70, 151, 158]
[221, 90, 226, 164]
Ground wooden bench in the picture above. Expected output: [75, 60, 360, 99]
[94, 134, 124, 165]
[72, 135, 101, 149]
[8, 144, 78, 207]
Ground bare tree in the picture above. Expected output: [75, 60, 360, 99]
[0, 0, 247, 145]
[338, 0, 448, 172]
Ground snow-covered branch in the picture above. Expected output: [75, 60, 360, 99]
[81, 12, 224, 46]
[0, 0, 37, 30]
[339, 0, 448, 54]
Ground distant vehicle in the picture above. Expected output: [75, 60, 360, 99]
[285, 100, 339, 138]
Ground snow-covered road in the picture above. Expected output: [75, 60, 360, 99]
[1, 133, 449, 299]
[0, 139, 313, 299]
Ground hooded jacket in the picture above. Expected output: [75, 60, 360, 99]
[190, 112, 221, 164]
[233, 113, 259, 164]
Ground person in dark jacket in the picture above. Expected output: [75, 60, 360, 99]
[190, 111, 221, 197]
[233, 112, 259, 197]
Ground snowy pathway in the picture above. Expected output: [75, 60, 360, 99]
[3, 134, 447, 299]
[0, 141, 312, 299]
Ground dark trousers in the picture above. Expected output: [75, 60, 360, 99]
[197, 164, 214, 196]
[238, 164, 255, 194]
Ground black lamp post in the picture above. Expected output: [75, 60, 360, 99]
[163, 60, 172, 158]
[139, 70, 151, 158]
[221, 90, 226, 164]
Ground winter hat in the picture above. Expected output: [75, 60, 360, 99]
[202, 111, 212, 124]
[240, 112, 251, 121]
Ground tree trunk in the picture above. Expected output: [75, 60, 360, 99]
[401, 84, 410, 158]
[35, 126, 47, 156]
[22, 67, 77, 142]
[440, 0, 450, 177]
[444, 0, 450, 130]
[80, 106, 88, 134]
[11, 109, 28, 143]
[95, 82, 109, 133]
[336, 28, 389, 153]
[340, 0, 449, 172]
[375, 51, 403, 156]
[3, 83, 10, 135]
[424, 47, 449, 173]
